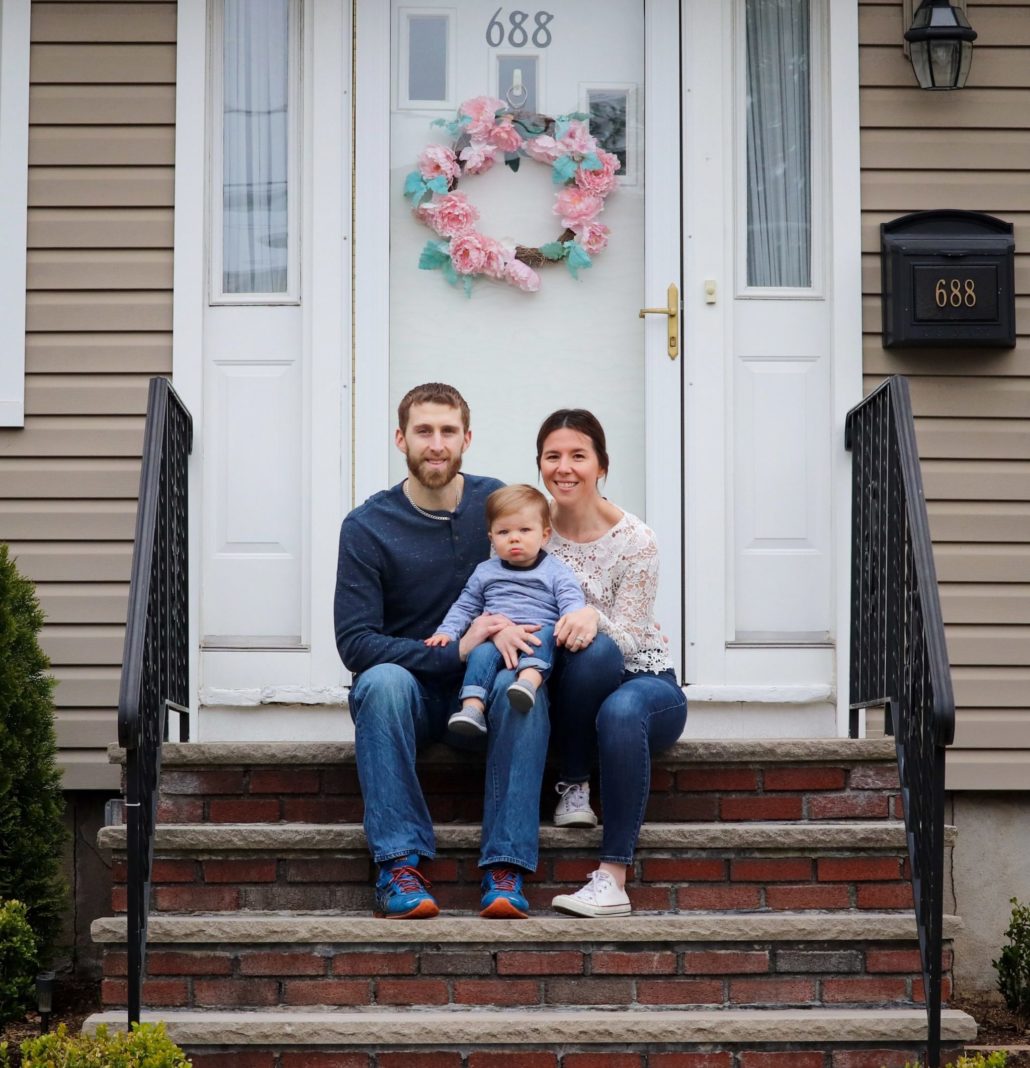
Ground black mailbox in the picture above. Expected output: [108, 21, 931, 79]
[881, 210, 1015, 349]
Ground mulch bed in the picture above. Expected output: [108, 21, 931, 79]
[0, 979, 97, 1066]
[953, 992, 1030, 1066]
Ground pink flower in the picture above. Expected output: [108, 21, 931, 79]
[560, 120, 596, 157]
[572, 220, 610, 255]
[523, 135, 564, 163]
[481, 237, 510, 279]
[459, 141, 496, 175]
[449, 232, 489, 275]
[418, 144, 459, 182]
[574, 162, 616, 197]
[597, 149, 621, 176]
[504, 259, 541, 292]
[426, 192, 479, 238]
[488, 119, 523, 153]
[554, 186, 604, 228]
[460, 95, 506, 141]
[460, 95, 506, 122]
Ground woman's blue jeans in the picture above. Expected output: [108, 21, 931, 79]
[349, 661, 549, 872]
[551, 640, 687, 864]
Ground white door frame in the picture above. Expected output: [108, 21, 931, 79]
[171, 0, 861, 738]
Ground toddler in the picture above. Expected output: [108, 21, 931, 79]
[425, 484, 584, 736]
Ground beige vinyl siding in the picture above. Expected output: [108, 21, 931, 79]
[860, 2, 1030, 789]
[3, 0, 176, 790]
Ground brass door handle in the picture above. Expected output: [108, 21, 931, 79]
[639, 282, 680, 360]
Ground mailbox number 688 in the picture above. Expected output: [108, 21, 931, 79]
[935, 278, 977, 308]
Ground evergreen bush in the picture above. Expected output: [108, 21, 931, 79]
[0, 900, 39, 1026]
[14, 1022, 191, 1067]
[994, 895, 1030, 1021]
[0, 543, 67, 963]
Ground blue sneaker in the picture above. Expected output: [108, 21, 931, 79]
[480, 866, 529, 919]
[374, 854, 440, 919]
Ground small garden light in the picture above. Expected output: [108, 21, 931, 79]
[905, 0, 977, 90]
[36, 971, 55, 1034]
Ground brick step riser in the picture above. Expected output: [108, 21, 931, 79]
[154, 764, 903, 825]
[110, 852, 915, 914]
[99, 940, 953, 1011]
[132, 1041, 971, 1068]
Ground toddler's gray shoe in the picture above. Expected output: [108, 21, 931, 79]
[448, 704, 487, 736]
[506, 678, 538, 712]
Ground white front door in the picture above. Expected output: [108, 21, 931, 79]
[354, 0, 685, 670]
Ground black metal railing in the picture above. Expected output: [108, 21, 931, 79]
[845, 375, 955, 1068]
[118, 377, 192, 1026]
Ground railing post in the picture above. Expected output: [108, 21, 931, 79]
[117, 378, 192, 1028]
[845, 376, 954, 1068]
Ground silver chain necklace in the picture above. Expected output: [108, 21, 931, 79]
[402, 477, 463, 521]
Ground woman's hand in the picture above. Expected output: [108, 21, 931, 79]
[424, 633, 451, 647]
[459, 614, 510, 662]
[555, 606, 599, 652]
[491, 622, 543, 670]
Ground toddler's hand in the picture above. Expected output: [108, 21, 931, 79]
[424, 633, 451, 647]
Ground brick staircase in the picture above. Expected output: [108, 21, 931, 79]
[85, 738, 977, 1066]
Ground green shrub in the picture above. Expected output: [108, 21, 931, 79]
[0, 899, 39, 1026]
[0, 544, 67, 963]
[894, 1055, 1007, 1068]
[994, 895, 1030, 1021]
[17, 1023, 191, 1067]
[894, 1054, 1007, 1068]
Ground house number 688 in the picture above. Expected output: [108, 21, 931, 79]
[485, 9, 554, 48]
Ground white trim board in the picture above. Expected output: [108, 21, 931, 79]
[0, 0, 31, 427]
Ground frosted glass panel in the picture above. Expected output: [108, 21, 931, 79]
[222, 0, 290, 294]
[745, 0, 811, 288]
[409, 15, 448, 101]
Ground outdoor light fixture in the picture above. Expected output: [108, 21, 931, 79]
[905, 0, 977, 90]
[36, 971, 55, 1034]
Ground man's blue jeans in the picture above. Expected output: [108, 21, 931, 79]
[349, 661, 549, 872]
[460, 625, 555, 704]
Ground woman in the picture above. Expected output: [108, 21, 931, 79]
[538, 408, 687, 917]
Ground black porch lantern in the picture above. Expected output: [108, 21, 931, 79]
[905, 0, 977, 90]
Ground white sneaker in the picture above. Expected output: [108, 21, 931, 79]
[552, 869, 631, 917]
[554, 781, 598, 828]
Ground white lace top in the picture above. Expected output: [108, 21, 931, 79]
[546, 511, 670, 674]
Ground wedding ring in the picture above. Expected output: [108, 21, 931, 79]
[574, 636, 583, 644]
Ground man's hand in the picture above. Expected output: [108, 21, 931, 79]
[555, 605, 599, 652]
[424, 633, 451, 647]
[492, 622, 543, 670]
[459, 613, 510, 662]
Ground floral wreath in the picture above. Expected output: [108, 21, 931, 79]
[403, 95, 619, 295]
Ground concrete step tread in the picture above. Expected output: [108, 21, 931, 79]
[100, 820, 941, 852]
[83, 1006, 977, 1044]
[91, 910, 962, 945]
[109, 738, 898, 767]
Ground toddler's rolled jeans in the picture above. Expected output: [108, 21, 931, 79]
[460, 624, 555, 705]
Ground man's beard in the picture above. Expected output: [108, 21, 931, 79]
[406, 451, 463, 490]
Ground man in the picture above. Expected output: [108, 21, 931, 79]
[334, 382, 549, 919]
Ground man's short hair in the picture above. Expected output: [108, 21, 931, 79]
[397, 383, 470, 433]
[486, 485, 551, 530]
